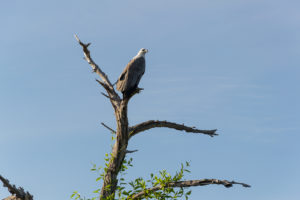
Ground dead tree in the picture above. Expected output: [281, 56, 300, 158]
[74, 35, 250, 200]
[0, 175, 33, 200]
[0, 37, 249, 200]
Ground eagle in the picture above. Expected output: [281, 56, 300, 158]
[116, 48, 148, 98]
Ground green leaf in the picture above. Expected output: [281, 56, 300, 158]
[93, 189, 100, 193]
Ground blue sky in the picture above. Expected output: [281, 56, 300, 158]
[0, 0, 299, 199]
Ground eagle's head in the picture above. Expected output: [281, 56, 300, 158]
[136, 48, 148, 57]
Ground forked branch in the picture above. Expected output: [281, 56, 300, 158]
[74, 34, 112, 88]
[130, 179, 250, 199]
[129, 120, 217, 138]
[0, 175, 33, 200]
[74, 34, 121, 106]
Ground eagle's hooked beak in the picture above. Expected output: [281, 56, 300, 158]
[145, 49, 149, 53]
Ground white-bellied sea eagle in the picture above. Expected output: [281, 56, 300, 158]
[116, 48, 148, 98]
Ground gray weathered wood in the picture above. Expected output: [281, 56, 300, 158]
[0, 175, 33, 200]
[130, 179, 251, 199]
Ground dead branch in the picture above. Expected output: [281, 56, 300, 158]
[101, 122, 116, 134]
[101, 92, 111, 99]
[130, 179, 250, 199]
[126, 149, 138, 154]
[74, 34, 112, 88]
[129, 120, 217, 138]
[96, 79, 120, 102]
[74, 34, 121, 107]
[0, 175, 33, 200]
[95, 79, 111, 93]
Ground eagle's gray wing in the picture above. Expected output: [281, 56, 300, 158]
[116, 57, 145, 93]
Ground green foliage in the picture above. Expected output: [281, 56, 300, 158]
[122, 161, 192, 200]
[71, 135, 192, 200]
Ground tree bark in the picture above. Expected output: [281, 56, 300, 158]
[100, 100, 130, 199]
[129, 120, 217, 138]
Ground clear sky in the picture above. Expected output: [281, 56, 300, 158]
[0, 0, 299, 199]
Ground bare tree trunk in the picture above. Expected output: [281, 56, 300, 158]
[100, 100, 129, 198]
